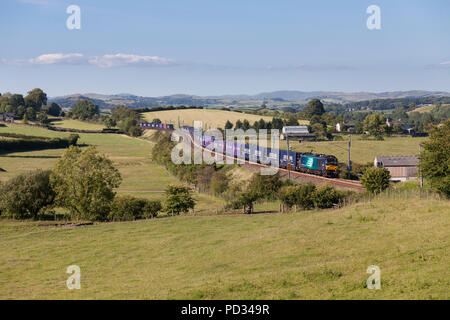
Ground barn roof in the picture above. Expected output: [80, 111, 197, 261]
[375, 156, 419, 167]
[282, 126, 309, 134]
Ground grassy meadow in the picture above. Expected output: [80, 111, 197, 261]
[50, 119, 106, 131]
[0, 124, 223, 213]
[290, 135, 425, 164]
[142, 109, 309, 129]
[1, 121, 449, 300]
[0, 197, 448, 299]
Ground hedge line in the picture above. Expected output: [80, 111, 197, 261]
[0, 133, 79, 152]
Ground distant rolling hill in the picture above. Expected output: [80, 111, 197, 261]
[49, 90, 450, 110]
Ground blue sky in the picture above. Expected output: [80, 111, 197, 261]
[0, 0, 449, 97]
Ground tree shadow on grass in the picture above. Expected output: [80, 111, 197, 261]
[0, 144, 89, 158]
[0, 154, 61, 159]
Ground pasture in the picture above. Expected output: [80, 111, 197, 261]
[50, 119, 106, 131]
[0, 197, 448, 299]
[0, 124, 223, 213]
[290, 135, 426, 164]
[142, 109, 308, 129]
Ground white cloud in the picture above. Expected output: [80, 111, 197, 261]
[28, 53, 86, 65]
[426, 61, 450, 69]
[0, 53, 175, 68]
[88, 54, 175, 68]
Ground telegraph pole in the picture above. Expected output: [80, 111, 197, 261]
[347, 134, 351, 179]
[419, 144, 423, 188]
[286, 133, 291, 179]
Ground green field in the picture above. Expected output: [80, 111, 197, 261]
[1, 122, 449, 300]
[0, 197, 448, 299]
[50, 119, 106, 131]
[290, 135, 426, 164]
[142, 109, 309, 129]
[0, 124, 223, 213]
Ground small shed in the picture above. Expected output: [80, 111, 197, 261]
[374, 155, 419, 182]
[0, 113, 14, 123]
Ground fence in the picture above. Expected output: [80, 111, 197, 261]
[334, 188, 444, 209]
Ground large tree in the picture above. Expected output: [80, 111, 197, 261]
[225, 120, 233, 129]
[50, 146, 122, 220]
[363, 113, 387, 139]
[271, 117, 284, 130]
[25, 88, 47, 112]
[71, 99, 100, 120]
[9, 94, 25, 109]
[305, 99, 325, 119]
[44, 102, 62, 117]
[420, 120, 450, 197]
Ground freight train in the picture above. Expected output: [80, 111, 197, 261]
[180, 126, 339, 178]
[139, 122, 174, 130]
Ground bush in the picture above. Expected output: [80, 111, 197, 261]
[360, 167, 391, 193]
[0, 170, 55, 219]
[227, 190, 260, 214]
[297, 183, 317, 209]
[279, 183, 316, 210]
[108, 196, 161, 221]
[164, 185, 195, 215]
[279, 186, 299, 208]
[108, 196, 144, 221]
[249, 173, 282, 200]
[312, 185, 344, 209]
[68, 134, 80, 146]
[142, 200, 162, 219]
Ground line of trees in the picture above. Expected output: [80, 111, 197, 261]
[132, 105, 204, 113]
[0, 89, 59, 121]
[345, 96, 450, 111]
[224, 116, 298, 131]
[110, 106, 143, 136]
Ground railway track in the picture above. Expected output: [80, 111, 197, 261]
[182, 132, 365, 191]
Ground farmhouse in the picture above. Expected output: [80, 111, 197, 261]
[336, 122, 355, 132]
[0, 113, 14, 123]
[374, 155, 419, 182]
